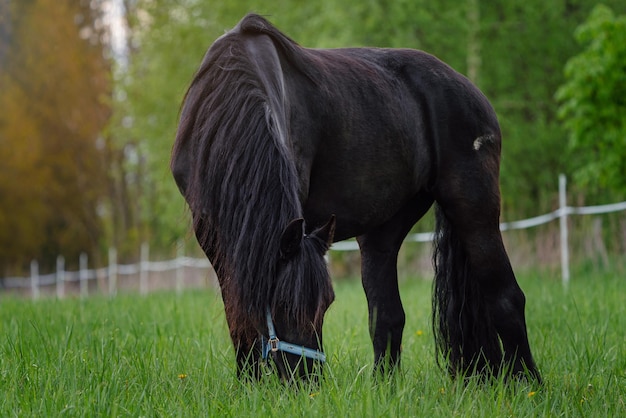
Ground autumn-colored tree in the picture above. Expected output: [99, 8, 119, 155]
[0, 0, 111, 273]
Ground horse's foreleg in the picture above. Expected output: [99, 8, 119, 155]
[358, 193, 433, 373]
[219, 286, 263, 380]
[230, 328, 263, 380]
[358, 243, 405, 372]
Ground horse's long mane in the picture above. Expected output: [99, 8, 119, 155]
[173, 14, 330, 333]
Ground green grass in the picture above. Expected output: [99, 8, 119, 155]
[1, 273, 625, 416]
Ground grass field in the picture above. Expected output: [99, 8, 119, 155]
[1, 272, 625, 417]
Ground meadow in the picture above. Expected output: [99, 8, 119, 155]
[1, 272, 625, 417]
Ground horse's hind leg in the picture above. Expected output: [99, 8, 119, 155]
[433, 168, 540, 381]
[357, 192, 434, 373]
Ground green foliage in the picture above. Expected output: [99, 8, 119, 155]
[1, 274, 625, 415]
[557, 5, 626, 198]
[4, 0, 626, 269]
[115, 0, 626, 250]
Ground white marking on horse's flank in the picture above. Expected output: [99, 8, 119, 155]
[473, 134, 494, 151]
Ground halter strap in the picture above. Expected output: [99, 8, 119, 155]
[261, 307, 326, 363]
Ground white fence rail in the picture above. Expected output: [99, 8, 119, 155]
[2, 174, 625, 299]
[329, 175, 626, 287]
[2, 249, 214, 300]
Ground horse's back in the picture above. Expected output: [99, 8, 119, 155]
[288, 48, 433, 237]
[205, 15, 502, 237]
[287, 47, 501, 237]
[350, 47, 501, 150]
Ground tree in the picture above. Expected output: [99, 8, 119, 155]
[113, 0, 626, 251]
[112, 0, 474, 251]
[0, 0, 111, 272]
[557, 5, 626, 198]
[108, 0, 223, 256]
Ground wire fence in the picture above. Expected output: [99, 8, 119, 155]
[2, 175, 625, 299]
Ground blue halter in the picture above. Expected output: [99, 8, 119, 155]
[261, 307, 326, 363]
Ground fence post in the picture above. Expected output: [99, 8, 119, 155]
[109, 247, 117, 297]
[140, 242, 149, 295]
[56, 255, 65, 299]
[30, 260, 39, 300]
[79, 252, 88, 299]
[176, 241, 184, 295]
[559, 174, 570, 287]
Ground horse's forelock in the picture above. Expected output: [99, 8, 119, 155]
[272, 236, 334, 332]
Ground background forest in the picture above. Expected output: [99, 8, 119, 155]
[1, 0, 625, 275]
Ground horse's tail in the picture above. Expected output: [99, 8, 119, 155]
[432, 204, 503, 378]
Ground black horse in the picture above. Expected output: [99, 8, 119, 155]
[172, 14, 540, 382]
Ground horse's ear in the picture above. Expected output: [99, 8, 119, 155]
[280, 218, 305, 259]
[312, 215, 336, 251]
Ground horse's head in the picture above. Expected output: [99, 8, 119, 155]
[265, 216, 336, 381]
